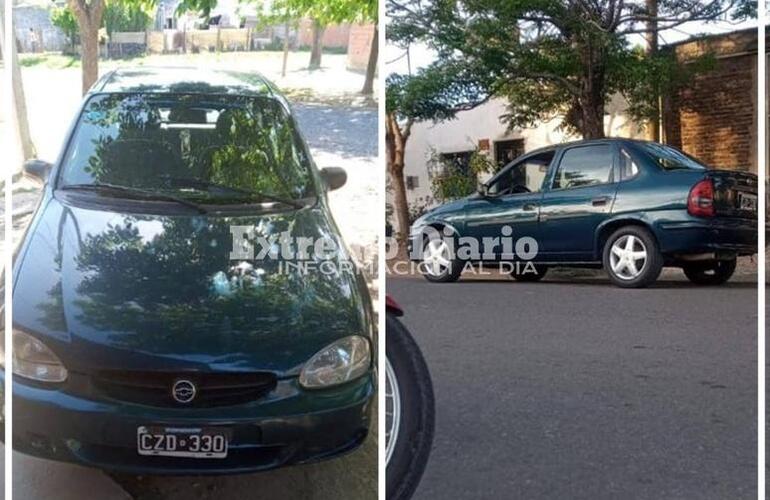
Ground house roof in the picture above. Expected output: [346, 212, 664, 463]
[92, 67, 277, 97]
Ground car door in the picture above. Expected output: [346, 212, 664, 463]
[538, 143, 619, 261]
[463, 151, 554, 260]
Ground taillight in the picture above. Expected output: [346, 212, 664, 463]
[687, 179, 715, 217]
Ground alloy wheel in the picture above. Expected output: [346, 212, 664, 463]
[421, 239, 451, 277]
[609, 234, 648, 280]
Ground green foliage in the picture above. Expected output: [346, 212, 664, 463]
[178, 0, 376, 24]
[51, 2, 153, 40]
[387, 0, 753, 138]
[103, 1, 153, 35]
[386, 62, 490, 123]
[618, 47, 717, 124]
[50, 6, 79, 48]
[208, 106, 310, 199]
[428, 149, 495, 202]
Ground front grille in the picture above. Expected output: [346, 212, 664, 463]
[92, 370, 277, 408]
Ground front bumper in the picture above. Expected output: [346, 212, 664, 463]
[10, 371, 374, 475]
[655, 217, 758, 256]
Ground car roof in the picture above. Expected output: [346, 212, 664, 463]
[524, 138, 656, 157]
[92, 67, 278, 98]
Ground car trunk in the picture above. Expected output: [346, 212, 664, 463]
[706, 170, 758, 219]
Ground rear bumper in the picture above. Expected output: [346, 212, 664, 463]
[655, 217, 757, 256]
[10, 371, 374, 475]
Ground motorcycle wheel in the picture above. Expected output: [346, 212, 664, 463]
[386, 313, 435, 500]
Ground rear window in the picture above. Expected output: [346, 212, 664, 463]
[642, 143, 707, 171]
[58, 93, 314, 203]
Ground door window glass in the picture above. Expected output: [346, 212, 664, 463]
[552, 145, 613, 189]
[488, 151, 554, 195]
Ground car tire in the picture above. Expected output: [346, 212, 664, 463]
[602, 226, 663, 288]
[419, 232, 462, 283]
[386, 313, 435, 500]
[511, 264, 548, 282]
[682, 258, 737, 285]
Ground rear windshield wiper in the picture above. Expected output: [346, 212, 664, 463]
[58, 183, 208, 214]
[158, 176, 306, 209]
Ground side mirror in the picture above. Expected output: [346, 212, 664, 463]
[23, 159, 53, 183]
[478, 183, 489, 197]
[320, 167, 347, 191]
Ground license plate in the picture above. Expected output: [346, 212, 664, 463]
[738, 192, 757, 211]
[137, 426, 229, 458]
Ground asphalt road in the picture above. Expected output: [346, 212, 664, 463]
[388, 273, 757, 500]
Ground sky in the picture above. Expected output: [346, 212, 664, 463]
[385, 15, 758, 75]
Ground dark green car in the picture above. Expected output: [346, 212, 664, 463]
[11, 68, 374, 474]
[410, 139, 757, 288]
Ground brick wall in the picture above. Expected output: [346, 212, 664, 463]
[297, 19, 351, 49]
[347, 24, 375, 72]
[663, 29, 758, 172]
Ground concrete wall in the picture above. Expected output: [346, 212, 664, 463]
[143, 28, 250, 54]
[111, 32, 147, 44]
[13, 5, 66, 53]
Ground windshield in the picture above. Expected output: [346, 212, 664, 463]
[641, 143, 707, 171]
[58, 93, 314, 204]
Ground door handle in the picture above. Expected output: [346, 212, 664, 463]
[522, 203, 537, 211]
[591, 196, 610, 206]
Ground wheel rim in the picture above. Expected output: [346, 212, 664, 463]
[421, 238, 451, 277]
[609, 235, 647, 280]
[385, 358, 401, 466]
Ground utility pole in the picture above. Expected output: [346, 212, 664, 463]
[0, 0, 36, 166]
[645, 0, 660, 142]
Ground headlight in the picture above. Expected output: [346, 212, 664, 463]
[13, 329, 68, 382]
[299, 335, 370, 389]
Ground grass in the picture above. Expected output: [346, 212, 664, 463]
[19, 53, 80, 69]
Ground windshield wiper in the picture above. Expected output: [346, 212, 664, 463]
[158, 176, 306, 209]
[59, 183, 208, 214]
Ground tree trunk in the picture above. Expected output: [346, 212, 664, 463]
[645, 0, 659, 141]
[282, 18, 290, 77]
[68, 0, 104, 95]
[577, 44, 606, 140]
[580, 94, 605, 139]
[308, 19, 324, 70]
[361, 24, 378, 95]
[386, 113, 412, 248]
[80, 23, 99, 95]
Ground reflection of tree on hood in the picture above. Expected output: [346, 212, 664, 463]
[50, 216, 360, 355]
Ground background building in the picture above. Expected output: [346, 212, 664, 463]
[388, 27, 760, 234]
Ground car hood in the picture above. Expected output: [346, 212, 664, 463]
[13, 197, 371, 376]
